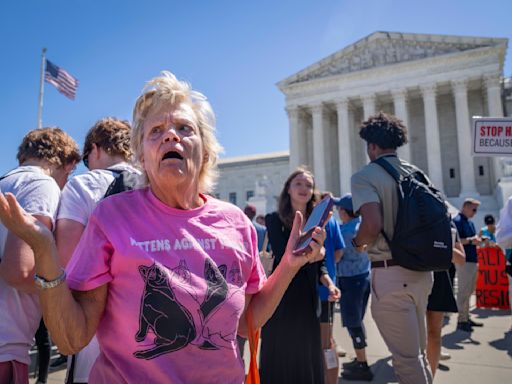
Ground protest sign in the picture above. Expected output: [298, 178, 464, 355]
[473, 117, 512, 156]
[476, 246, 510, 310]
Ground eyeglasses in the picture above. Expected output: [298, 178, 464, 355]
[472, 208, 478, 213]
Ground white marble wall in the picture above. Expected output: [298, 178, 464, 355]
[215, 153, 290, 214]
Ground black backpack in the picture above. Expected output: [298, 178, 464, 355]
[103, 168, 139, 198]
[373, 157, 453, 272]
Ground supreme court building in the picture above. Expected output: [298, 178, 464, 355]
[278, 32, 510, 208]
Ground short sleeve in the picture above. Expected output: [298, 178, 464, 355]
[16, 178, 60, 229]
[351, 170, 380, 214]
[245, 222, 267, 295]
[65, 213, 114, 291]
[57, 173, 105, 225]
[332, 219, 345, 251]
[453, 216, 465, 238]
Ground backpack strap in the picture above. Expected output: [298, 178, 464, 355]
[0, 169, 33, 182]
[106, 167, 124, 175]
[371, 157, 399, 247]
[372, 157, 402, 183]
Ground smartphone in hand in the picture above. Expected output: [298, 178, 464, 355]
[293, 196, 333, 256]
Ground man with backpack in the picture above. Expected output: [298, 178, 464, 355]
[55, 117, 139, 384]
[350, 112, 450, 384]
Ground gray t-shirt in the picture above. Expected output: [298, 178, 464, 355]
[0, 166, 61, 364]
[351, 154, 422, 262]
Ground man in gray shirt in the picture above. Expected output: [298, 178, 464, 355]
[351, 112, 434, 384]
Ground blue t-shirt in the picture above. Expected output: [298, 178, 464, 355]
[480, 226, 496, 243]
[453, 213, 478, 263]
[337, 217, 371, 277]
[318, 217, 345, 301]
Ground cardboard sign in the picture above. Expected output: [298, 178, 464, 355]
[473, 117, 512, 156]
[476, 247, 510, 310]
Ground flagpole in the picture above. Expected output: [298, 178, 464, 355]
[37, 48, 47, 129]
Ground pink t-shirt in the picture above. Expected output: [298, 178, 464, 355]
[66, 188, 266, 384]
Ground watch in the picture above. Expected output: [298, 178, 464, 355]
[351, 238, 361, 248]
[34, 269, 66, 290]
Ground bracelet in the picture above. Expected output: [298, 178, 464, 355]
[34, 269, 66, 290]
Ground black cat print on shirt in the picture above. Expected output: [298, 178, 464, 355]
[133, 259, 240, 360]
[133, 263, 196, 359]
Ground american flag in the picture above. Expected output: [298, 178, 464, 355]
[44, 59, 79, 100]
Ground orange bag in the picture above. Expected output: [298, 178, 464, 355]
[245, 306, 260, 384]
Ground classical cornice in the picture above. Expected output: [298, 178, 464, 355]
[278, 31, 507, 90]
[280, 44, 505, 101]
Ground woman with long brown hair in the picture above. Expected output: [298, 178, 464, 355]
[259, 167, 340, 384]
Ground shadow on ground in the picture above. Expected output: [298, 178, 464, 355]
[442, 329, 481, 350]
[488, 329, 512, 358]
[471, 307, 511, 319]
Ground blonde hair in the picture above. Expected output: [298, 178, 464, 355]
[132, 71, 223, 193]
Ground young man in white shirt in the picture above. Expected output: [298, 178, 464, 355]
[55, 117, 139, 384]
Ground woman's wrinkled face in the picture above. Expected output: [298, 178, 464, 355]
[141, 101, 204, 188]
[288, 172, 314, 206]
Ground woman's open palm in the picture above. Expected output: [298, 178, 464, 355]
[0, 192, 53, 248]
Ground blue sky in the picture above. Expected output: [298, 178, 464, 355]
[0, 0, 511, 175]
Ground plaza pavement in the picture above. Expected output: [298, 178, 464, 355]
[31, 295, 511, 383]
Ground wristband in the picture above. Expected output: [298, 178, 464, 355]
[34, 269, 66, 290]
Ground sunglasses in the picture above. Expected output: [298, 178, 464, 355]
[82, 151, 90, 169]
[472, 208, 478, 213]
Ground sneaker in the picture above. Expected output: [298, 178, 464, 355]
[342, 358, 359, 369]
[469, 318, 484, 327]
[457, 321, 472, 333]
[336, 345, 347, 357]
[342, 362, 374, 381]
[50, 354, 67, 368]
[439, 350, 451, 361]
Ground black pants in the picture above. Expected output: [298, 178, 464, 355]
[35, 319, 50, 383]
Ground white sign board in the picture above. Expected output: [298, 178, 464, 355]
[473, 117, 512, 157]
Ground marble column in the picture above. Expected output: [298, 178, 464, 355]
[361, 94, 376, 163]
[286, 106, 301, 171]
[335, 99, 352, 194]
[311, 103, 327, 190]
[420, 84, 444, 191]
[452, 79, 477, 195]
[485, 73, 504, 117]
[392, 88, 411, 162]
[485, 73, 505, 181]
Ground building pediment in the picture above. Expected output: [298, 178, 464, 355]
[279, 32, 507, 88]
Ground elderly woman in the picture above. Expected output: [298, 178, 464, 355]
[0, 72, 326, 384]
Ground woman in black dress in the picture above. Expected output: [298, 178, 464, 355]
[426, 224, 466, 376]
[259, 168, 340, 384]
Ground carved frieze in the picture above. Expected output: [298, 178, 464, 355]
[291, 38, 491, 84]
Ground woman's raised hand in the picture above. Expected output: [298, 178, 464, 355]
[282, 211, 327, 271]
[0, 192, 54, 251]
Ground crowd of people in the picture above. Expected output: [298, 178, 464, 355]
[0, 71, 510, 384]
